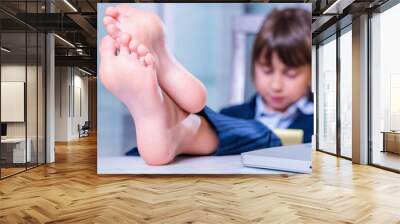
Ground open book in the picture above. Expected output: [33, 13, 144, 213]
[241, 144, 312, 173]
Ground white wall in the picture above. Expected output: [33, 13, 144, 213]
[55, 66, 68, 141]
[72, 73, 89, 138]
[1, 65, 38, 138]
[1, 64, 46, 164]
[1, 65, 26, 140]
[55, 67, 89, 141]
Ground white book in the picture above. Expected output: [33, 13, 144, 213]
[241, 144, 312, 173]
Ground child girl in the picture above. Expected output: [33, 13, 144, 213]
[221, 8, 313, 143]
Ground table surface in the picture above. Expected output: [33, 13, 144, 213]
[1, 138, 27, 143]
[381, 131, 400, 134]
[98, 155, 295, 175]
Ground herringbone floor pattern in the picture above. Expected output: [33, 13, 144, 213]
[1, 134, 400, 223]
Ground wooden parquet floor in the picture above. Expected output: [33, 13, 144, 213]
[1, 134, 400, 224]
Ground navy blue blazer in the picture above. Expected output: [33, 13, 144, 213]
[220, 95, 314, 143]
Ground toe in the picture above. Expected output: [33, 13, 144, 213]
[117, 41, 130, 56]
[119, 32, 131, 46]
[137, 44, 149, 56]
[144, 53, 154, 67]
[114, 41, 120, 48]
[139, 57, 146, 66]
[106, 24, 120, 39]
[128, 39, 138, 58]
[130, 51, 138, 59]
[105, 7, 119, 18]
[129, 39, 139, 52]
[103, 16, 117, 26]
[116, 33, 131, 56]
[100, 35, 116, 57]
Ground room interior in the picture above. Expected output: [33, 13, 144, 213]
[0, 29, 46, 177]
[0, 0, 400, 223]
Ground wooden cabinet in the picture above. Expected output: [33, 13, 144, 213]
[382, 131, 400, 154]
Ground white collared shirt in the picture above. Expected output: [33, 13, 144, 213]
[254, 95, 314, 129]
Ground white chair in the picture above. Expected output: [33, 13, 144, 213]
[230, 15, 265, 105]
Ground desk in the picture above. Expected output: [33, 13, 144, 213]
[382, 131, 400, 154]
[98, 155, 292, 175]
[1, 138, 31, 163]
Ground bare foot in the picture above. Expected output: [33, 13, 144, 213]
[103, 4, 207, 114]
[99, 33, 217, 165]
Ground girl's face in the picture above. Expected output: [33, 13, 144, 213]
[254, 52, 311, 113]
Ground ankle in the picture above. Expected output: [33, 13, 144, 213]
[177, 115, 218, 155]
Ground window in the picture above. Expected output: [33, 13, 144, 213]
[339, 27, 352, 158]
[317, 35, 337, 154]
[370, 2, 400, 171]
[0, 0, 47, 179]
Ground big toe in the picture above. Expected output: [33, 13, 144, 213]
[117, 32, 131, 56]
[100, 35, 116, 57]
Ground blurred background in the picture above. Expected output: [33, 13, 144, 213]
[2, 0, 400, 178]
[97, 3, 311, 157]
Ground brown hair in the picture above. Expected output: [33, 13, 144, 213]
[251, 8, 311, 76]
